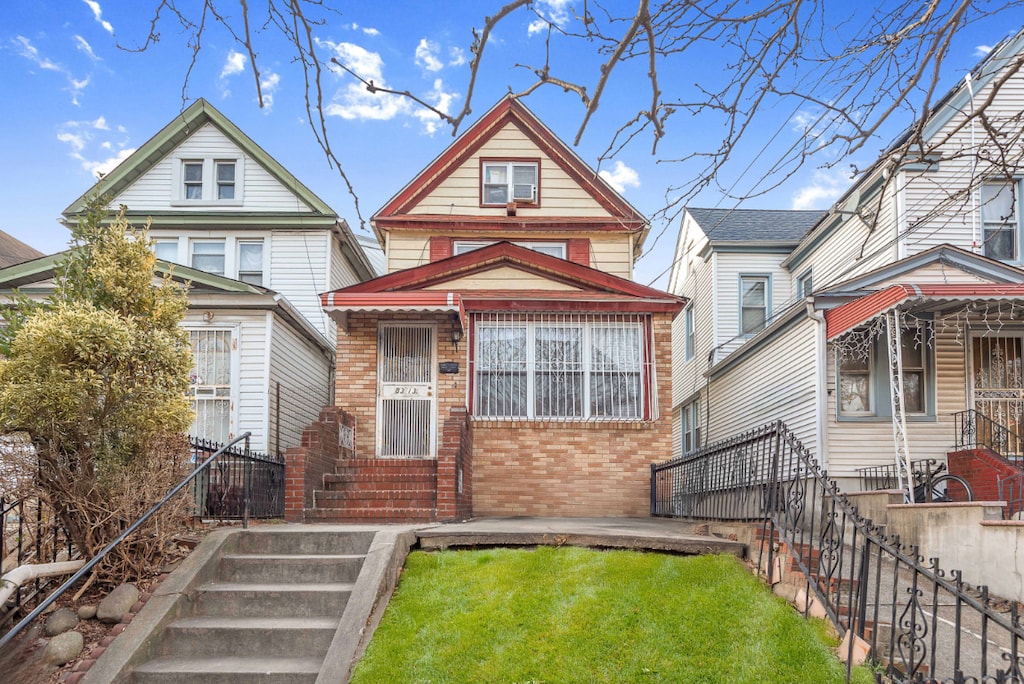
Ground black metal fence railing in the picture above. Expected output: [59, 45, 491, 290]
[955, 409, 1024, 464]
[0, 434, 253, 651]
[999, 473, 1024, 520]
[1, 495, 75, 628]
[190, 438, 284, 520]
[651, 421, 1024, 684]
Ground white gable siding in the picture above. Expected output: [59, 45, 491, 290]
[672, 253, 715, 409]
[410, 123, 614, 218]
[706, 317, 819, 454]
[114, 124, 316, 213]
[715, 252, 794, 358]
[330, 235, 363, 291]
[268, 316, 332, 452]
[270, 231, 332, 337]
[875, 262, 992, 288]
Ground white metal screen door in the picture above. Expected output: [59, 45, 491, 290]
[189, 329, 233, 443]
[376, 324, 436, 458]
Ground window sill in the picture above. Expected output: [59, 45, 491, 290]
[471, 417, 654, 430]
[170, 199, 244, 208]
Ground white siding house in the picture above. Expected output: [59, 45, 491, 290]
[53, 99, 374, 453]
[669, 28, 1024, 489]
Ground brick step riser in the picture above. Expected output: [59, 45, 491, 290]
[337, 458, 437, 469]
[313, 496, 437, 509]
[193, 589, 351, 618]
[320, 478, 437, 491]
[159, 625, 335, 658]
[232, 531, 375, 555]
[304, 508, 436, 523]
[315, 488, 437, 500]
[218, 557, 364, 584]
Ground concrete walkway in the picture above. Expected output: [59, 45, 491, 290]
[417, 516, 747, 557]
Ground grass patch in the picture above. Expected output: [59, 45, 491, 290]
[351, 547, 873, 684]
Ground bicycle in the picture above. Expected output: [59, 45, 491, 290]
[912, 460, 973, 503]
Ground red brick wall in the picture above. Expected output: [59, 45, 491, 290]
[284, 406, 355, 522]
[948, 448, 1024, 503]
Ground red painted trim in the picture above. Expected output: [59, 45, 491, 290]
[325, 242, 686, 311]
[374, 97, 645, 225]
[461, 298, 683, 315]
[825, 283, 1024, 339]
[429, 236, 453, 262]
[567, 238, 590, 266]
[374, 215, 645, 233]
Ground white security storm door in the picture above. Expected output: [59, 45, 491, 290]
[971, 334, 1024, 455]
[189, 329, 235, 444]
[377, 324, 436, 458]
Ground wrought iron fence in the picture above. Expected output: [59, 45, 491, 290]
[190, 438, 284, 520]
[999, 474, 1024, 520]
[955, 409, 1024, 464]
[1, 495, 75, 628]
[652, 421, 1024, 683]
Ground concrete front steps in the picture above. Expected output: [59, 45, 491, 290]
[82, 526, 418, 684]
[306, 458, 438, 523]
[130, 530, 370, 683]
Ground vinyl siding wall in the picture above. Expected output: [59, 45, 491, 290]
[715, 252, 794, 359]
[268, 316, 332, 453]
[269, 230, 333, 338]
[706, 316, 819, 455]
[114, 124, 315, 213]
[384, 232, 633, 278]
[825, 329, 967, 478]
[410, 123, 614, 218]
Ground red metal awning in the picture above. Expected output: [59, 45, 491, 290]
[320, 291, 465, 330]
[825, 283, 1024, 339]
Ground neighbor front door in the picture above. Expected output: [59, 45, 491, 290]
[376, 323, 436, 458]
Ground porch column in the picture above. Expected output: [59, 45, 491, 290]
[885, 310, 915, 502]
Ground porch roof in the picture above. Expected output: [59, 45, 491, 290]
[321, 291, 466, 331]
[825, 283, 1024, 340]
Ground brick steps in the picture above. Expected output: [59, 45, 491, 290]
[306, 457, 439, 523]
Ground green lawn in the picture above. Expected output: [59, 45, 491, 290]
[351, 547, 872, 684]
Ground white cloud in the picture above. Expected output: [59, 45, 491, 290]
[221, 50, 247, 79]
[346, 23, 380, 37]
[319, 39, 407, 120]
[448, 47, 466, 67]
[73, 35, 100, 61]
[82, 0, 114, 35]
[528, 0, 573, 35]
[791, 167, 850, 210]
[415, 39, 444, 72]
[84, 148, 134, 178]
[975, 44, 994, 58]
[14, 37, 91, 104]
[414, 79, 458, 135]
[58, 118, 133, 177]
[260, 71, 281, 109]
[599, 161, 641, 193]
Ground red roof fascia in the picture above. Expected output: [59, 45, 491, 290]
[373, 215, 646, 233]
[374, 97, 643, 223]
[460, 294, 683, 315]
[324, 242, 686, 305]
[320, 291, 461, 309]
[825, 283, 1024, 339]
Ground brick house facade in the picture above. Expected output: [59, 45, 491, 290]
[287, 97, 684, 521]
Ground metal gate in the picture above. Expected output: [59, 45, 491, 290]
[376, 323, 436, 458]
[971, 334, 1024, 455]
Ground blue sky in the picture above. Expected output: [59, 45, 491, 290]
[2, 1, 1021, 286]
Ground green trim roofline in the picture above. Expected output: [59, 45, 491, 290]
[61, 98, 337, 219]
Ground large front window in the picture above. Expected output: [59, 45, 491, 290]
[473, 314, 648, 420]
[836, 322, 933, 419]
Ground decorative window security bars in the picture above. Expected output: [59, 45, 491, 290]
[651, 422, 1024, 683]
[190, 438, 284, 519]
[470, 312, 655, 421]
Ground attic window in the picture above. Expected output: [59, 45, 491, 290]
[482, 161, 538, 206]
[174, 157, 244, 205]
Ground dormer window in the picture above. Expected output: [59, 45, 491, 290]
[482, 161, 539, 206]
[174, 157, 243, 204]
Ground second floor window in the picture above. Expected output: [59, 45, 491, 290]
[237, 240, 264, 285]
[183, 162, 204, 200]
[216, 162, 236, 200]
[191, 240, 226, 275]
[684, 305, 695, 360]
[153, 239, 179, 263]
[482, 161, 538, 205]
[454, 240, 565, 259]
[740, 276, 769, 335]
[177, 158, 242, 203]
[982, 181, 1018, 261]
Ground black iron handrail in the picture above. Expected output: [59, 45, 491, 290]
[955, 409, 1024, 462]
[0, 432, 251, 651]
[652, 422, 1024, 683]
